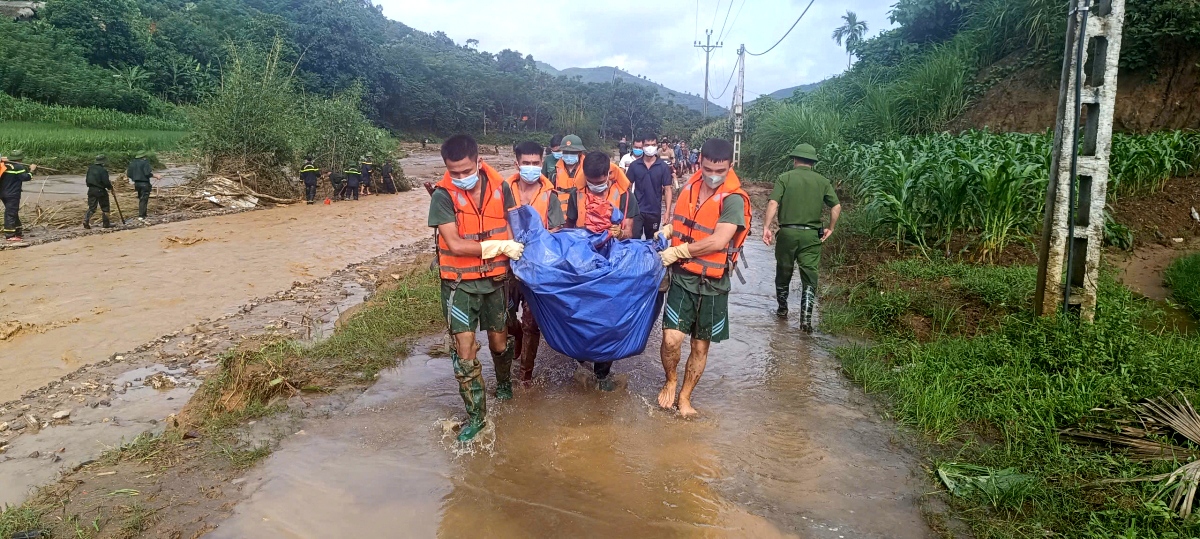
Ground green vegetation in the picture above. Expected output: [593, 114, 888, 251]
[815, 130, 1200, 257]
[3, 0, 705, 142]
[0, 122, 187, 171]
[0, 93, 187, 131]
[1165, 253, 1200, 318]
[826, 260, 1200, 537]
[727, 0, 1200, 180]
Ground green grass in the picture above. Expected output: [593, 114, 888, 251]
[0, 93, 188, 131]
[828, 260, 1200, 537]
[0, 122, 188, 172]
[1164, 253, 1200, 318]
[0, 505, 43, 538]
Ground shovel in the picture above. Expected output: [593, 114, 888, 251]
[109, 189, 126, 225]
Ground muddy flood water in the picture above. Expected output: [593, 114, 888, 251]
[212, 238, 933, 539]
[0, 190, 430, 403]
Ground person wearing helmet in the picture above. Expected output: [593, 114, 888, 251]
[127, 151, 162, 220]
[84, 155, 114, 229]
[1, 150, 35, 241]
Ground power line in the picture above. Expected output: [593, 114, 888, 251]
[709, 54, 740, 101]
[746, 0, 816, 57]
[718, 0, 746, 43]
[716, 0, 737, 43]
[710, 0, 722, 32]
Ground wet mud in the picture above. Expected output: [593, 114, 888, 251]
[213, 239, 934, 539]
[0, 190, 431, 403]
[29, 164, 197, 205]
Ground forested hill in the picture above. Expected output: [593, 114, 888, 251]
[0, 0, 707, 140]
[535, 62, 727, 116]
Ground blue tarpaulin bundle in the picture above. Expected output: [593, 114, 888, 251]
[508, 205, 666, 362]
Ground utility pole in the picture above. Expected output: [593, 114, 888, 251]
[1034, 0, 1126, 321]
[694, 29, 723, 120]
[732, 45, 745, 168]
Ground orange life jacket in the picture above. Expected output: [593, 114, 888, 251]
[572, 180, 631, 230]
[670, 169, 753, 280]
[436, 162, 511, 282]
[507, 173, 555, 229]
[554, 157, 585, 213]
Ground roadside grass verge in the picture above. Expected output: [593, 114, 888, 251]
[1164, 252, 1200, 318]
[0, 122, 188, 172]
[827, 259, 1200, 537]
[0, 269, 443, 538]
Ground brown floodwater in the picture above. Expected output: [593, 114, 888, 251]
[0, 190, 431, 403]
[211, 239, 933, 539]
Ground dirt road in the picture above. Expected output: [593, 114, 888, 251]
[0, 191, 430, 403]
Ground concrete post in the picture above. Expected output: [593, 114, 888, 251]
[1035, 0, 1126, 321]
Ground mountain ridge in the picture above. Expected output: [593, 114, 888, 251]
[535, 62, 728, 116]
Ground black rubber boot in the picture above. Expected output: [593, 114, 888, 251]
[101, 213, 112, 228]
[451, 350, 486, 442]
[493, 336, 515, 401]
[799, 285, 816, 334]
[776, 287, 789, 319]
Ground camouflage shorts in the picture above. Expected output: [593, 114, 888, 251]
[441, 282, 507, 335]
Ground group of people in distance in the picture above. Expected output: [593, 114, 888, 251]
[428, 132, 757, 443]
[617, 135, 698, 177]
[299, 154, 399, 204]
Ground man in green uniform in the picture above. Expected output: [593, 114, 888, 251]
[126, 151, 161, 220]
[429, 134, 524, 442]
[762, 144, 842, 333]
[84, 155, 114, 229]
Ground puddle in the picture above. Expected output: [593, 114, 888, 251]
[210, 240, 932, 538]
[0, 364, 200, 506]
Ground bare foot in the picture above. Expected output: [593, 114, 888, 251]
[678, 398, 699, 418]
[657, 381, 678, 409]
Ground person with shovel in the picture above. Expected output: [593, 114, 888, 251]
[84, 155, 114, 229]
[1, 150, 34, 242]
[126, 151, 162, 220]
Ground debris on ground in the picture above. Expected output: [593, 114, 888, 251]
[936, 462, 1035, 508]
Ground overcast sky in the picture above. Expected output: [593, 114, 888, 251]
[378, 0, 895, 103]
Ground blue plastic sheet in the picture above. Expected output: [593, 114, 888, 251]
[509, 205, 666, 362]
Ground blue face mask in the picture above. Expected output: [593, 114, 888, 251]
[561, 154, 580, 166]
[632, 148, 644, 157]
[519, 165, 541, 183]
[552, 152, 563, 160]
[452, 173, 479, 191]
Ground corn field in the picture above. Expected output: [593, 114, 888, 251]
[0, 93, 188, 132]
[820, 130, 1200, 259]
[0, 122, 188, 171]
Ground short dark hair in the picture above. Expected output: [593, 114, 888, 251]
[514, 141, 544, 161]
[549, 134, 563, 148]
[441, 135, 478, 162]
[700, 139, 734, 164]
[638, 132, 657, 143]
[794, 157, 817, 167]
[583, 152, 610, 179]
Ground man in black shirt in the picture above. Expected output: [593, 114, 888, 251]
[1, 150, 34, 241]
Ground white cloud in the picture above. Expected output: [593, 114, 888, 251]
[378, 0, 895, 101]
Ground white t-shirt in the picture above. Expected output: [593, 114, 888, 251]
[619, 152, 637, 171]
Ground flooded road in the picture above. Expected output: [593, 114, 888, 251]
[213, 238, 933, 538]
[29, 165, 197, 205]
[0, 190, 431, 403]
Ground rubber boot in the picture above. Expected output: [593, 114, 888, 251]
[83, 208, 94, 229]
[775, 287, 789, 319]
[451, 350, 486, 442]
[799, 285, 815, 334]
[594, 361, 615, 392]
[519, 326, 540, 383]
[493, 336, 515, 401]
[101, 213, 112, 229]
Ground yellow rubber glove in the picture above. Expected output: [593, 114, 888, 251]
[479, 240, 525, 261]
[655, 223, 674, 242]
[659, 243, 691, 266]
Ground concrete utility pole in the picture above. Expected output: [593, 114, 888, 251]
[694, 29, 723, 120]
[1034, 0, 1126, 321]
[732, 45, 746, 168]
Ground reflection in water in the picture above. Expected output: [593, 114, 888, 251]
[211, 240, 932, 539]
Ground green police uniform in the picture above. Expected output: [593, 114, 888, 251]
[770, 144, 839, 329]
[84, 156, 113, 228]
[127, 155, 154, 218]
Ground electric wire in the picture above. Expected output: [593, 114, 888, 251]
[716, 0, 737, 43]
[746, 0, 816, 56]
[709, 54, 741, 101]
[719, 0, 747, 43]
[710, 0, 722, 32]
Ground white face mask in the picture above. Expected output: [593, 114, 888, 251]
[704, 173, 728, 188]
[587, 181, 608, 194]
[643, 145, 658, 157]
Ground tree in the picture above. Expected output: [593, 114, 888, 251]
[832, 11, 869, 69]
